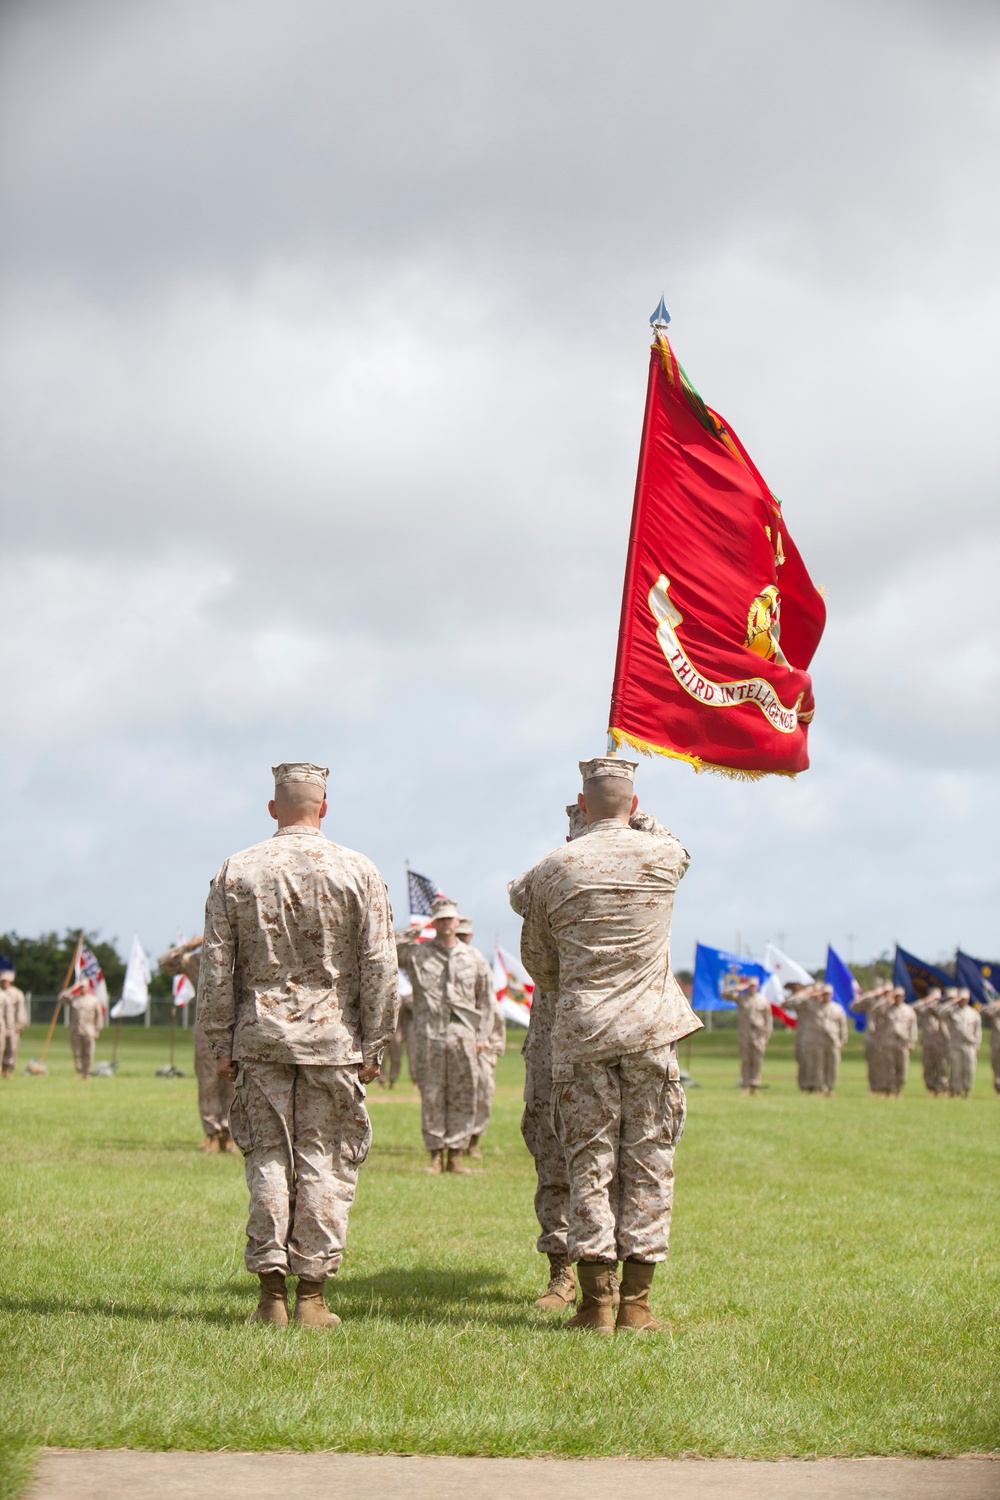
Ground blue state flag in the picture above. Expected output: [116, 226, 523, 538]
[893, 945, 953, 1002]
[825, 945, 864, 1031]
[955, 950, 1000, 1004]
[692, 943, 770, 1012]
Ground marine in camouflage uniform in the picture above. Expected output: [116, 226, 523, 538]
[980, 995, 1000, 1095]
[0, 960, 28, 1078]
[793, 984, 849, 1095]
[879, 988, 919, 1096]
[516, 757, 700, 1334]
[199, 762, 398, 1330]
[60, 980, 104, 1078]
[158, 938, 237, 1152]
[912, 988, 950, 1096]
[457, 918, 505, 1160]
[396, 898, 494, 1174]
[723, 976, 773, 1094]
[939, 989, 982, 1098]
[850, 983, 893, 1094]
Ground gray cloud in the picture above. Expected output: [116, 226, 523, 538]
[1, 0, 997, 975]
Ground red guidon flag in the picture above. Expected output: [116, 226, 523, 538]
[609, 332, 825, 777]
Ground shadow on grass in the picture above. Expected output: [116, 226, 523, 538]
[0, 1269, 554, 1332]
[0, 1294, 245, 1328]
[329, 1268, 551, 1329]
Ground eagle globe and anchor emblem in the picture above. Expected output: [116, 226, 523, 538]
[647, 575, 806, 734]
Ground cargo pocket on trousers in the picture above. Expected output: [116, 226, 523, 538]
[340, 1078, 373, 1168]
[228, 1087, 252, 1153]
[659, 1079, 687, 1147]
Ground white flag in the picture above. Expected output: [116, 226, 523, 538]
[172, 973, 195, 1008]
[111, 934, 151, 1019]
[763, 942, 814, 993]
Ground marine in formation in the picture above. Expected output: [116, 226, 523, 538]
[58, 976, 105, 1079]
[457, 916, 505, 1160]
[0, 959, 27, 1078]
[198, 762, 398, 1329]
[396, 898, 494, 1175]
[513, 757, 698, 1333]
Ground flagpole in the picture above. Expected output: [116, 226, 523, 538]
[39, 933, 83, 1065]
[169, 1004, 177, 1069]
[607, 300, 670, 754]
[111, 1014, 124, 1065]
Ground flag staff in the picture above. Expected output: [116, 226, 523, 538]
[607, 297, 670, 757]
[39, 932, 83, 1066]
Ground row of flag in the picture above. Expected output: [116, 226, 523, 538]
[693, 940, 999, 1027]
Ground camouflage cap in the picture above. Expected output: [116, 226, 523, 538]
[272, 762, 329, 790]
[431, 897, 460, 920]
[579, 756, 638, 784]
[455, 916, 474, 936]
[0, 955, 13, 978]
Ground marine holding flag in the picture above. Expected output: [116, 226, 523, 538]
[609, 317, 825, 777]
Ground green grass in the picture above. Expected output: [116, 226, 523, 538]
[0, 1021, 997, 1489]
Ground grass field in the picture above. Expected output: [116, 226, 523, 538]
[1, 1021, 998, 1496]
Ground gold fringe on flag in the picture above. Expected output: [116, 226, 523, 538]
[607, 726, 797, 782]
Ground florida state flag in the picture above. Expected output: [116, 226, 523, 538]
[609, 333, 825, 777]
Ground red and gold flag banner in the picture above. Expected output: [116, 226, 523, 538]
[609, 334, 826, 778]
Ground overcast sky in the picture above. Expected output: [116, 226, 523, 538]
[1, 0, 997, 978]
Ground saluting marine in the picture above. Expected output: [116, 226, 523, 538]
[722, 975, 773, 1095]
[396, 898, 494, 1174]
[199, 762, 398, 1330]
[515, 757, 700, 1334]
[0, 959, 28, 1078]
[456, 916, 504, 1160]
[59, 978, 105, 1079]
[912, 988, 950, 1096]
[793, 983, 849, 1096]
[939, 988, 982, 1098]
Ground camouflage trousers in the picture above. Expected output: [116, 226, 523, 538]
[882, 1042, 911, 1095]
[552, 1044, 686, 1265]
[921, 1036, 950, 1094]
[992, 1031, 1000, 1093]
[409, 1018, 427, 1092]
[421, 1022, 478, 1151]
[473, 1049, 499, 1137]
[521, 1056, 570, 1256]
[949, 1042, 977, 1095]
[739, 1036, 767, 1089]
[800, 1036, 842, 1093]
[70, 1029, 96, 1077]
[384, 1007, 412, 1088]
[864, 1039, 890, 1092]
[194, 1021, 233, 1137]
[1, 1029, 19, 1075]
[229, 1061, 372, 1279]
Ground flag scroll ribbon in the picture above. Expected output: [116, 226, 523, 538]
[608, 330, 826, 777]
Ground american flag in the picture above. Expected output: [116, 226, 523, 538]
[75, 940, 109, 1010]
[407, 869, 442, 921]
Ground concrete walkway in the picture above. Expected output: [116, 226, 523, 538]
[29, 1450, 998, 1499]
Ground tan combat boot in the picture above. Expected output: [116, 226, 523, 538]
[466, 1134, 483, 1161]
[534, 1255, 577, 1311]
[197, 1135, 215, 1152]
[616, 1258, 661, 1332]
[446, 1148, 471, 1174]
[425, 1150, 444, 1174]
[248, 1271, 289, 1326]
[218, 1128, 240, 1154]
[563, 1262, 615, 1334]
[293, 1278, 342, 1330]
